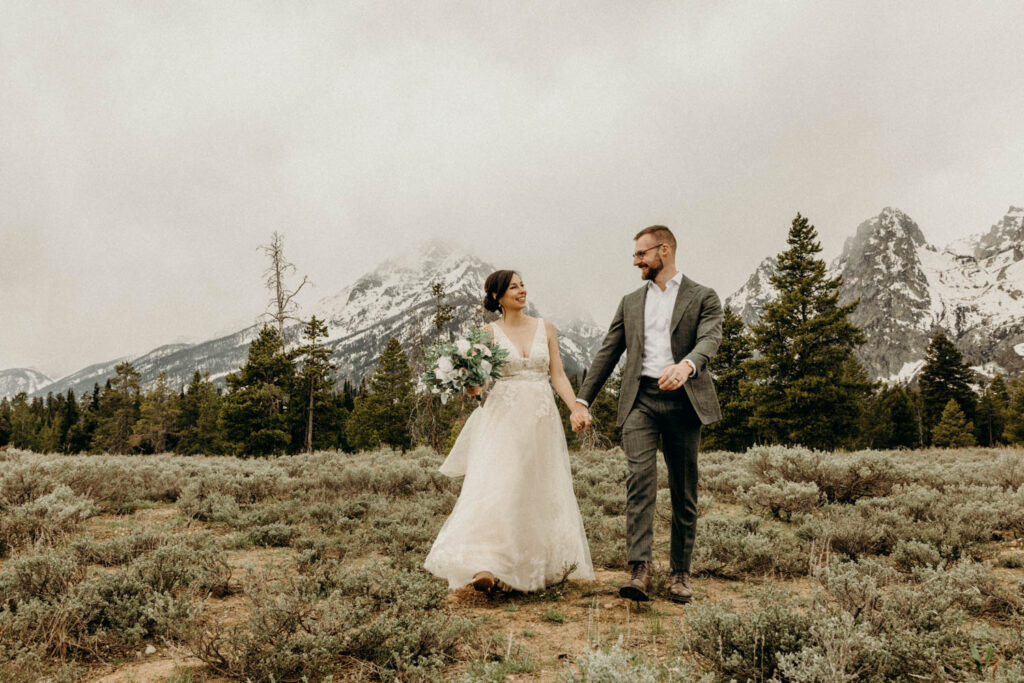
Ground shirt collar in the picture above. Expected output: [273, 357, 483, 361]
[648, 271, 683, 292]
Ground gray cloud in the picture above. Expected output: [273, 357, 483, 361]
[3, 1, 1023, 376]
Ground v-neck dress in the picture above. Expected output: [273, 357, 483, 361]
[424, 318, 594, 591]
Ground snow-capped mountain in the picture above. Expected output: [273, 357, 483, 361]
[30, 243, 606, 397]
[0, 368, 53, 399]
[727, 206, 1024, 382]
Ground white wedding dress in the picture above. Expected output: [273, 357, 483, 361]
[424, 317, 594, 591]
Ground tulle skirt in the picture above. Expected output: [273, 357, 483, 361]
[424, 377, 594, 591]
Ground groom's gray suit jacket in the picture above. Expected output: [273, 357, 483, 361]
[578, 274, 723, 426]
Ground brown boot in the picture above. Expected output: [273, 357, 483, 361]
[619, 561, 652, 602]
[472, 572, 513, 594]
[668, 571, 693, 604]
[472, 571, 497, 592]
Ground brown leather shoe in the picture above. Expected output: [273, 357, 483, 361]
[472, 571, 497, 592]
[472, 571, 513, 594]
[619, 561, 652, 602]
[668, 571, 693, 603]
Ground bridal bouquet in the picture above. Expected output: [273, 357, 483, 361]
[422, 327, 509, 403]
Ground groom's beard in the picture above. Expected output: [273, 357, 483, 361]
[640, 257, 663, 281]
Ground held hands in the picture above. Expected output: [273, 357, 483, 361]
[570, 404, 592, 433]
[657, 361, 694, 391]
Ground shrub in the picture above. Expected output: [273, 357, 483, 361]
[683, 586, 813, 681]
[891, 539, 943, 572]
[692, 515, 808, 578]
[740, 480, 821, 521]
[0, 486, 98, 555]
[181, 559, 474, 681]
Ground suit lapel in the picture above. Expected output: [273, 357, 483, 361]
[627, 286, 648, 350]
[670, 275, 698, 332]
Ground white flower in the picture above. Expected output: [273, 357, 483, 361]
[474, 343, 492, 357]
[437, 356, 454, 373]
[458, 367, 469, 379]
[454, 339, 472, 356]
[480, 359, 492, 376]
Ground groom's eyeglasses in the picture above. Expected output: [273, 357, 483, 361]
[632, 243, 664, 259]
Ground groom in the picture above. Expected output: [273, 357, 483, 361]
[573, 225, 722, 603]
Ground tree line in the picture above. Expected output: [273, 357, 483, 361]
[3, 217, 1023, 456]
[702, 213, 1024, 451]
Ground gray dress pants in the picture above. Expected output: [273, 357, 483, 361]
[621, 376, 702, 572]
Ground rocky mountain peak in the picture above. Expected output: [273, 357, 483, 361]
[729, 204, 1024, 382]
[973, 206, 1024, 261]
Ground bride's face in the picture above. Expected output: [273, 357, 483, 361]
[498, 275, 527, 313]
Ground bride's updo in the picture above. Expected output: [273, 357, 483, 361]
[483, 270, 518, 313]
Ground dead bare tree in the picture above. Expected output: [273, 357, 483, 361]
[260, 232, 310, 351]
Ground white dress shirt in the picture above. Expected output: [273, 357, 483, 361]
[642, 272, 692, 378]
[575, 272, 694, 408]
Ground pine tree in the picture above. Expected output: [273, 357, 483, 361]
[7, 393, 34, 449]
[176, 371, 225, 454]
[858, 385, 919, 449]
[57, 389, 79, 453]
[67, 384, 101, 453]
[92, 362, 141, 454]
[931, 399, 976, 448]
[410, 281, 464, 452]
[702, 306, 755, 451]
[1003, 377, 1024, 445]
[347, 337, 415, 451]
[133, 372, 180, 453]
[974, 375, 1009, 446]
[221, 326, 296, 456]
[290, 315, 339, 453]
[918, 332, 976, 444]
[746, 213, 871, 449]
[0, 397, 11, 446]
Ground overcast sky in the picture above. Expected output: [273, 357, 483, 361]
[3, 1, 1023, 378]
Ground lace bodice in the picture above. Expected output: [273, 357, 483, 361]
[491, 318, 549, 382]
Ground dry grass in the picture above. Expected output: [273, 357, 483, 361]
[0, 445, 1022, 681]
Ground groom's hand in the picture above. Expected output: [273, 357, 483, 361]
[570, 405, 592, 432]
[658, 361, 694, 391]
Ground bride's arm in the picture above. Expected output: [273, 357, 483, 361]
[545, 319, 588, 414]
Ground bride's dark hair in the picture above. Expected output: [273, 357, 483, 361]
[483, 270, 519, 313]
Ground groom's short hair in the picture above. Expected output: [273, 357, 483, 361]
[634, 225, 676, 252]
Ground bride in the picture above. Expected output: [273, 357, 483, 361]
[423, 270, 595, 593]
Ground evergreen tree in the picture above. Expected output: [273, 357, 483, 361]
[746, 213, 871, 449]
[0, 397, 11, 446]
[409, 281, 465, 452]
[858, 385, 919, 449]
[918, 332, 976, 444]
[703, 306, 755, 451]
[221, 325, 295, 456]
[931, 399, 976, 448]
[176, 371, 225, 454]
[1003, 377, 1024, 445]
[347, 337, 415, 451]
[57, 389, 79, 452]
[92, 362, 142, 454]
[290, 315, 341, 453]
[974, 375, 1009, 446]
[133, 372, 180, 453]
[8, 393, 35, 449]
[67, 384, 101, 453]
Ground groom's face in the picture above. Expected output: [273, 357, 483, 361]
[633, 236, 664, 282]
